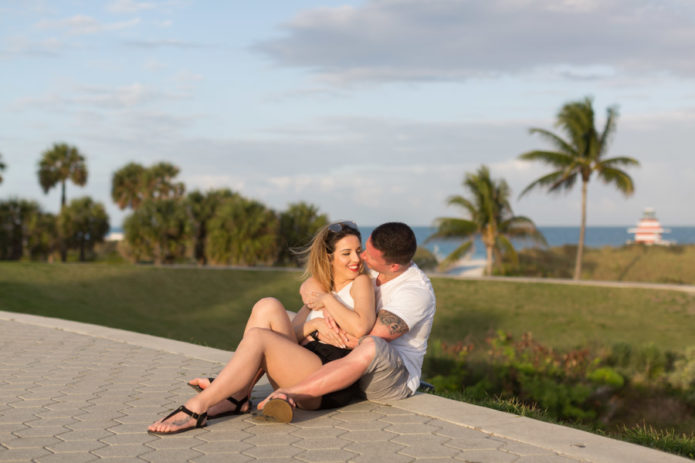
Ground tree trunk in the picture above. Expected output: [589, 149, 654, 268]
[485, 245, 493, 276]
[61, 180, 66, 207]
[573, 180, 588, 280]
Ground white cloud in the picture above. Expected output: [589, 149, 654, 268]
[107, 0, 157, 14]
[254, 0, 695, 84]
[35, 15, 141, 35]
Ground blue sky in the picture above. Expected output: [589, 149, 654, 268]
[1, 0, 694, 228]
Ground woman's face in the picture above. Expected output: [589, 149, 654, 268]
[331, 234, 362, 284]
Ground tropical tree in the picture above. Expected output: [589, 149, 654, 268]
[25, 210, 58, 261]
[0, 153, 6, 184]
[112, 162, 185, 210]
[123, 198, 189, 264]
[429, 165, 545, 276]
[207, 196, 279, 266]
[276, 202, 329, 266]
[111, 162, 147, 210]
[185, 189, 238, 265]
[0, 198, 42, 260]
[37, 143, 88, 208]
[57, 197, 110, 261]
[518, 97, 639, 280]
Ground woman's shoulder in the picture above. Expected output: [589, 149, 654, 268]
[350, 273, 373, 291]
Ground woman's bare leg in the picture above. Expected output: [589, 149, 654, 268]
[188, 297, 297, 410]
[149, 328, 323, 433]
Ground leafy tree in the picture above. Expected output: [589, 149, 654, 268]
[518, 97, 639, 280]
[429, 165, 545, 275]
[0, 153, 6, 184]
[0, 198, 42, 260]
[143, 162, 185, 201]
[123, 198, 189, 264]
[185, 189, 238, 265]
[111, 162, 147, 210]
[111, 161, 185, 210]
[207, 196, 279, 266]
[37, 143, 88, 208]
[26, 210, 58, 261]
[57, 197, 110, 261]
[276, 202, 328, 266]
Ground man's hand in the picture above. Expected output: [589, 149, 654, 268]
[300, 278, 326, 306]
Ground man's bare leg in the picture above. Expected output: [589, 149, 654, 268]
[259, 336, 377, 410]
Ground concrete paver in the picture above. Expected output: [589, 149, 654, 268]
[0, 311, 690, 463]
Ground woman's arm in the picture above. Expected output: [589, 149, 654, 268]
[307, 274, 376, 338]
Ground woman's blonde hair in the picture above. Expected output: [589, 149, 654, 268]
[300, 222, 363, 291]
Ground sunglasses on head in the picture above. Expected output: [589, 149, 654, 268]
[328, 221, 358, 233]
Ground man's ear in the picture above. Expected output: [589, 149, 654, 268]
[389, 263, 401, 273]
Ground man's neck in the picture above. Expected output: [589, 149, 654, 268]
[376, 262, 411, 286]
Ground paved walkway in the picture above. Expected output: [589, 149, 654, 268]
[0, 311, 689, 463]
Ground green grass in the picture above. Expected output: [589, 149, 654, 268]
[3, 261, 695, 458]
[515, 243, 695, 285]
[2, 262, 695, 352]
[0, 262, 305, 350]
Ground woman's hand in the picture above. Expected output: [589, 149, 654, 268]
[313, 315, 350, 349]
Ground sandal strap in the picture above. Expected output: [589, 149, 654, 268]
[226, 395, 248, 408]
[163, 405, 207, 428]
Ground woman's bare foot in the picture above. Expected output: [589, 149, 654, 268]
[188, 377, 213, 392]
[147, 402, 207, 434]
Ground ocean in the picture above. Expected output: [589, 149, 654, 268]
[360, 226, 695, 261]
[107, 225, 695, 262]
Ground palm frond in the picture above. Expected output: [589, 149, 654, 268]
[527, 129, 576, 155]
[439, 240, 474, 268]
[518, 150, 576, 168]
[427, 218, 477, 241]
[496, 235, 519, 266]
[597, 167, 635, 195]
[599, 156, 640, 168]
[519, 170, 573, 197]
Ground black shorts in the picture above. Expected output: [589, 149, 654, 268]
[302, 341, 364, 409]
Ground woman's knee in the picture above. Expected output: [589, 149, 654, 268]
[251, 297, 285, 317]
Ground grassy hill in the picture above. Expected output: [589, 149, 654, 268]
[2, 261, 694, 352]
[511, 243, 695, 285]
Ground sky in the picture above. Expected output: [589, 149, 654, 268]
[1, 0, 694, 228]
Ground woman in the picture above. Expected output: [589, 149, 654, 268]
[148, 221, 375, 434]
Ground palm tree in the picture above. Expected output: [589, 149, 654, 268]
[518, 97, 640, 280]
[429, 165, 545, 275]
[111, 161, 185, 210]
[112, 162, 146, 210]
[37, 143, 88, 208]
[185, 189, 238, 265]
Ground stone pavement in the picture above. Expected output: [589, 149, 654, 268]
[0, 311, 689, 463]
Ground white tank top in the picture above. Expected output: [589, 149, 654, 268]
[306, 280, 355, 322]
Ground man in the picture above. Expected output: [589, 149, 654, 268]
[148, 222, 435, 433]
[260, 222, 436, 415]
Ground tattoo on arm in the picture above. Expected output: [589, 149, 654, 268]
[378, 310, 409, 336]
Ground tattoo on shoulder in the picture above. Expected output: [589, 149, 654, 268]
[378, 310, 409, 336]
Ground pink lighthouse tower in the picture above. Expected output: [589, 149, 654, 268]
[627, 208, 673, 245]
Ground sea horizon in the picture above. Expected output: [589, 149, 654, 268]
[108, 224, 695, 262]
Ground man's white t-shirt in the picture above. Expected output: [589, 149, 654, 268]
[371, 263, 436, 393]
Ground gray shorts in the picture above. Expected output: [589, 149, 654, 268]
[358, 336, 413, 401]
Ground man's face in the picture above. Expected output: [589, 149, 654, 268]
[360, 237, 391, 274]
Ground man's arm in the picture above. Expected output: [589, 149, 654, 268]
[335, 309, 409, 349]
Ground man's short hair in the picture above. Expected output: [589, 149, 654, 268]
[371, 222, 417, 265]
